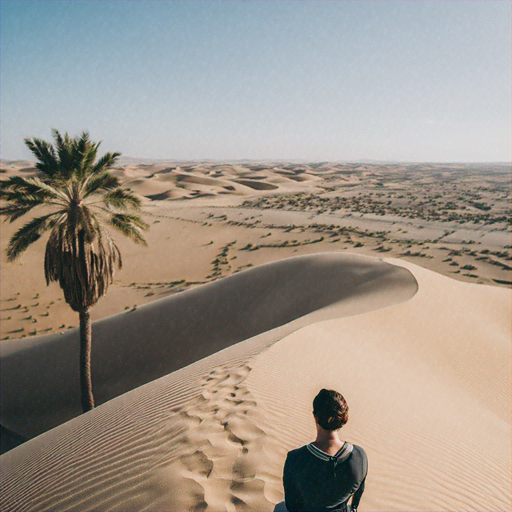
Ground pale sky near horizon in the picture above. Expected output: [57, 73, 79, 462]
[1, 0, 510, 162]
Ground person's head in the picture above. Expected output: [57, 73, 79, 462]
[313, 389, 349, 431]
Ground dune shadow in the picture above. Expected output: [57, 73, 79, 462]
[1, 253, 417, 449]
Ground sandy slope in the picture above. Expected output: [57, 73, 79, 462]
[1, 253, 414, 440]
[0, 253, 509, 512]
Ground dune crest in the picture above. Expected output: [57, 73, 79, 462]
[1, 253, 416, 443]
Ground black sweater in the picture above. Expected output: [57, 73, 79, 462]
[283, 442, 367, 512]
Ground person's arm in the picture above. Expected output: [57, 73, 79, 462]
[350, 477, 365, 511]
[350, 446, 368, 512]
[283, 454, 304, 511]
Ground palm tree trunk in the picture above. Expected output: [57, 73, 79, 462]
[79, 308, 95, 412]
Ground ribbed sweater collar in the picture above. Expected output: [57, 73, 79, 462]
[307, 441, 353, 462]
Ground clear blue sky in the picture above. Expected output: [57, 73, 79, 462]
[1, 0, 510, 162]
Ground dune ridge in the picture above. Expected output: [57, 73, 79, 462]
[1, 253, 416, 442]
[107, 165, 319, 201]
[1, 254, 510, 512]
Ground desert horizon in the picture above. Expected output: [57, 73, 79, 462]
[2, 158, 510, 341]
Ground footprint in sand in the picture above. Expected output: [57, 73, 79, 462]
[178, 450, 214, 478]
[149, 360, 282, 511]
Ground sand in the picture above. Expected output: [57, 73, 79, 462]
[0, 253, 510, 511]
[1, 160, 510, 511]
[1, 253, 416, 440]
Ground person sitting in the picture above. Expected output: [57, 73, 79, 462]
[282, 389, 368, 512]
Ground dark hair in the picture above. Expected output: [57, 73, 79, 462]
[313, 389, 349, 430]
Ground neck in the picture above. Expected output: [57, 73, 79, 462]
[314, 426, 343, 448]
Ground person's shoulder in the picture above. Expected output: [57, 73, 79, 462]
[349, 444, 368, 474]
[286, 445, 309, 461]
[284, 445, 309, 474]
[351, 444, 367, 458]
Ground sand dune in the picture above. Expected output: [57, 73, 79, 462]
[0, 254, 509, 512]
[122, 178, 176, 198]
[233, 179, 279, 191]
[160, 173, 231, 187]
[146, 189, 191, 200]
[247, 260, 511, 511]
[1, 253, 415, 442]
[287, 173, 318, 182]
[115, 163, 326, 199]
[122, 171, 288, 199]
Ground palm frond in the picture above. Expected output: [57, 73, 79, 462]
[0, 177, 69, 211]
[101, 187, 141, 210]
[108, 213, 148, 246]
[51, 128, 66, 149]
[91, 151, 121, 175]
[1, 204, 42, 223]
[81, 141, 101, 176]
[1, 175, 69, 205]
[23, 137, 59, 179]
[81, 172, 120, 197]
[6, 213, 62, 262]
[52, 129, 76, 179]
[0, 179, 16, 199]
[113, 212, 149, 230]
[1, 177, 65, 222]
[74, 132, 99, 178]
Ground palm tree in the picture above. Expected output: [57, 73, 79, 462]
[0, 129, 148, 413]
